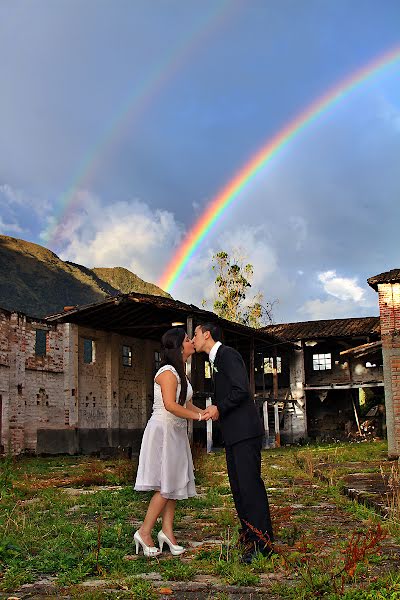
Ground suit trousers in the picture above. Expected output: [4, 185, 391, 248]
[225, 435, 274, 546]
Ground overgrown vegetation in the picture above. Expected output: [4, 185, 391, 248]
[0, 441, 399, 598]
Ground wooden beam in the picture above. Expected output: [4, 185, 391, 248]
[272, 346, 279, 401]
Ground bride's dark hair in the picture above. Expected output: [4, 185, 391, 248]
[160, 327, 188, 405]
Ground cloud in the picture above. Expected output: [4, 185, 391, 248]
[299, 297, 360, 320]
[289, 216, 308, 251]
[298, 270, 376, 320]
[0, 184, 51, 216]
[43, 190, 183, 283]
[318, 270, 365, 302]
[0, 216, 24, 235]
[172, 223, 287, 318]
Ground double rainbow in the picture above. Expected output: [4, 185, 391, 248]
[43, 0, 236, 247]
[159, 45, 400, 293]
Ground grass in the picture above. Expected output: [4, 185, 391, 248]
[0, 441, 399, 598]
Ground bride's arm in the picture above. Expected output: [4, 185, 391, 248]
[186, 401, 206, 415]
[157, 371, 207, 421]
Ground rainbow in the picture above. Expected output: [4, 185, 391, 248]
[43, 0, 237, 247]
[159, 45, 400, 293]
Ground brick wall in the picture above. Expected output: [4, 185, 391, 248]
[377, 282, 400, 457]
[0, 309, 66, 453]
[0, 308, 167, 454]
[77, 327, 109, 429]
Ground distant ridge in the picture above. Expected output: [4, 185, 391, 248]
[92, 266, 170, 297]
[0, 235, 170, 318]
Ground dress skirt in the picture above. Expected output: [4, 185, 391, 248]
[134, 415, 197, 500]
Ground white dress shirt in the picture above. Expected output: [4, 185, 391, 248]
[209, 341, 222, 364]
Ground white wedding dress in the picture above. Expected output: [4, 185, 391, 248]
[134, 365, 197, 500]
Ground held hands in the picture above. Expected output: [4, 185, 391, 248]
[196, 410, 211, 422]
[193, 406, 219, 422]
[202, 405, 219, 421]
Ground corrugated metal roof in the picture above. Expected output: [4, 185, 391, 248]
[368, 269, 400, 290]
[263, 316, 380, 341]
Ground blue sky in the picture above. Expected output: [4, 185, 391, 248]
[0, 0, 399, 323]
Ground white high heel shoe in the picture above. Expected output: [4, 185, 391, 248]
[157, 530, 185, 556]
[134, 530, 161, 557]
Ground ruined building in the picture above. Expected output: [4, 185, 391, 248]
[0, 284, 390, 455]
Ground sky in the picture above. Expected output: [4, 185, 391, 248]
[1, 0, 399, 324]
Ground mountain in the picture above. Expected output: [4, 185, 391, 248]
[0, 235, 170, 318]
[92, 267, 169, 297]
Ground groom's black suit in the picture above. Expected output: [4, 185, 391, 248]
[213, 345, 274, 549]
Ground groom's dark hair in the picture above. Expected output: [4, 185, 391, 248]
[199, 322, 222, 342]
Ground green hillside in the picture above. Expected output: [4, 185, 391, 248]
[0, 235, 170, 318]
[92, 267, 170, 298]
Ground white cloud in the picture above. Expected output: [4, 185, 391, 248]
[298, 297, 359, 320]
[0, 216, 24, 235]
[0, 184, 51, 216]
[42, 190, 183, 284]
[318, 270, 365, 302]
[172, 224, 283, 314]
[298, 270, 376, 320]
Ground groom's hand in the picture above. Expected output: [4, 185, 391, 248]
[203, 405, 219, 421]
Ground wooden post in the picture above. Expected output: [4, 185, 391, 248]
[206, 396, 213, 453]
[274, 403, 280, 447]
[272, 346, 279, 404]
[261, 351, 266, 397]
[272, 346, 280, 446]
[352, 395, 362, 435]
[261, 351, 270, 448]
[263, 401, 270, 449]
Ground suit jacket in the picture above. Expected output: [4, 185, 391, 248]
[213, 344, 264, 446]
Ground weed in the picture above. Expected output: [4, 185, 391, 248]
[129, 578, 158, 600]
[0, 452, 15, 498]
[215, 508, 236, 527]
[161, 559, 196, 581]
[208, 593, 232, 600]
[328, 571, 400, 598]
[69, 592, 131, 600]
[280, 523, 386, 597]
[0, 444, 398, 597]
[382, 462, 400, 535]
[280, 523, 301, 546]
[214, 561, 259, 586]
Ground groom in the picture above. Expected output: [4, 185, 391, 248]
[193, 322, 274, 562]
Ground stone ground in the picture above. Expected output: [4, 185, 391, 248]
[1, 448, 399, 600]
[314, 457, 399, 516]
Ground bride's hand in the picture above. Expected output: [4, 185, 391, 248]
[203, 406, 219, 421]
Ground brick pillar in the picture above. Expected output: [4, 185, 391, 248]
[9, 313, 26, 454]
[106, 332, 120, 446]
[62, 323, 79, 453]
[377, 283, 400, 458]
